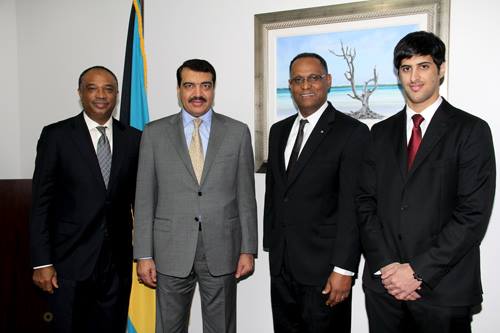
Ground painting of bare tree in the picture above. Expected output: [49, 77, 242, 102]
[274, 24, 419, 126]
[330, 43, 383, 120]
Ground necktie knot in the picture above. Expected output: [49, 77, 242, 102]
[412, 114, 424, 128]
[193, 118, 202, 129]
[299, 119, 308, 129]
[97, 126, 107, 136]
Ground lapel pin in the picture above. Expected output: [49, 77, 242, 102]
[320, 130, 325, 134]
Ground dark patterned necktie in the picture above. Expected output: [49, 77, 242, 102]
[407, 114, 424, 170]
[287, 119, 308, 177]
[96, 126, 112, 188]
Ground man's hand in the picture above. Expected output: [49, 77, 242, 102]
[33, 266, 58, 294]
[137, 258, 157, 288]
[235, 253, 254, 279]
[322, 272, 352, 307]
[380, 262, 400, 277]
[382, 263, 421, 300]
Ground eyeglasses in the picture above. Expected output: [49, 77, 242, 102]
[290, 74, 327, 85]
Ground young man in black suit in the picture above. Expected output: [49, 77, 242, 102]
[30, 66, 141, 332]
[264, 53, 370, 333]
[356, 31, 495, 333]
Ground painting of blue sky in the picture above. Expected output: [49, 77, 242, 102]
[275, 24, 419, 123]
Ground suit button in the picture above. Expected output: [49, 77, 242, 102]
[198, 191, 202, 196]
[400, 205, 408, 211]
[284, 197, 289, 202]
[194, 217, 199, 222]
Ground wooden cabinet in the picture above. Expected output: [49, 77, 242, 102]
[0, 179, 50, 333]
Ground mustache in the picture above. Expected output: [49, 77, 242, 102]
[189, 96, 207, 102]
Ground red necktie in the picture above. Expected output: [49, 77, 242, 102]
[407, 114, 424, 170]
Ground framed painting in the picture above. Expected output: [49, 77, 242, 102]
[254, 0, 450, 172]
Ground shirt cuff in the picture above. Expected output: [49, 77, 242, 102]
[33, 264, 53, 269]
[333, 267, 355, 276]
[137, 257, 153, 260]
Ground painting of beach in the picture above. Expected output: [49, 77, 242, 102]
[274, 24, 419, 127]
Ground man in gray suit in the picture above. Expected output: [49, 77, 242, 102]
[134, 59, 258, 333]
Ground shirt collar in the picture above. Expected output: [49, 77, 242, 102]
[406, 96, 442, 123]
[296, 101, 328, 126]
[83, 111, 113, 131]
[182, 108, 213, 128]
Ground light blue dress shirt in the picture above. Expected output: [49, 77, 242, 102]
[182, 108, 212, 154]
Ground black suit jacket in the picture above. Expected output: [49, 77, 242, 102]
[30, 113, 141, 281]
[357, 98, 495, 306]
[264, 102, 370, 286]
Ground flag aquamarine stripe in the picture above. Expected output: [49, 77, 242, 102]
[127, 318, 138, 333]
[130, 10, 149, 131]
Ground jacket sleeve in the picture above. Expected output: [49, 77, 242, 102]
[133, 125, 158, 259]
[331, 122, 370, 272]
[236, 125, 258, 255]
[355, 125, 398, 273]
[30, 126, 57, 267]
[263, 126, 276, 252]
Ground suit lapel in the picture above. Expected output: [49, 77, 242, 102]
[70, 113, 106, 190]
[166, 113, 198, 184]
[407, 100, 451, 179]
[278, 116, 295, 184]
[392, 110, 408, 181]
[107, 119, 126, 193]
[201, 112, 226, 186]
[286, 104, 336, 188]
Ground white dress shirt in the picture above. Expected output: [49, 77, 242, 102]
[83, 112, 114, 153]
[284, 102, 328, 169]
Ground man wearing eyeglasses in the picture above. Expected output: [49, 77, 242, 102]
[263, 52, 370, 333]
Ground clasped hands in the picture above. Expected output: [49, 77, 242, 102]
[380, 262, 422, 301]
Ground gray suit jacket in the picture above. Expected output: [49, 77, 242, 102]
[133, 111, 258, 277]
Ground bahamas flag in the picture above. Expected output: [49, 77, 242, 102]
[121, 1, 155, 333]
[120, 0, 150, 130]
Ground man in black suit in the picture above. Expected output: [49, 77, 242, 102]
[263, 53, 370, 333]
[356, 31, 495, 333]
[30, 66, 141, 332]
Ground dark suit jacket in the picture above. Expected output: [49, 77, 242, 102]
[30, 112, 141, 281]
[357, 98, 495, 306]
[264, 102, 370, 286]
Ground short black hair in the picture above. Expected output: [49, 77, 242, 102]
[289, 52, 328, 75]
[394, 31, 446, 70]
[78, 66, 118, 89]
[176, 59, 216, 87]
